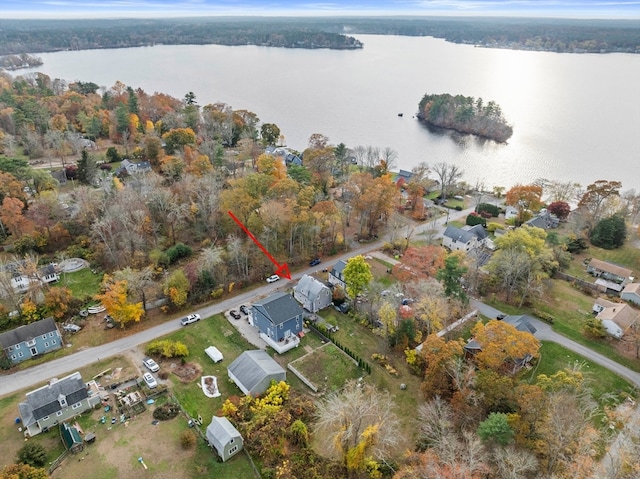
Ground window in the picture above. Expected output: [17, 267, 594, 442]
[279, 324, 283, 329]
[11, 355, 16, 360]
[229, 445, 238, 455]
[18, 352, 23, 358]
[15, 344, 20, 350]
[52, 340, 57, 345]
[56, 411, 63, 417]
[44, 342, 49, 347]
[49, 332, 54, 337]
[42, 415, 49, 421]
[72, 402, 83, 410]
[42, 334, 47, 340]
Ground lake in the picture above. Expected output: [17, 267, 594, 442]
[17, 34, 640, 192]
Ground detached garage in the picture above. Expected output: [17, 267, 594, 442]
[227, 350, 286, 396]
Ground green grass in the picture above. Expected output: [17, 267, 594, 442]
[59, 268, 102, 300]
[290, 343, 363, 392]
[484, 281, 640, 373]
[525, 341, 636, 400]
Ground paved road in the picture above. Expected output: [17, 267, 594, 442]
[0, 199, 512, 398]
[471, 299, 640, 389]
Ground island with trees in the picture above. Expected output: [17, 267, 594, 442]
[417, 93, 514, 143]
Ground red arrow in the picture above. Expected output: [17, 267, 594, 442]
[227, 211, 291, 280]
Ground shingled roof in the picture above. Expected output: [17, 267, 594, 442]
[0, 317, 58, 350]
[18, 372, 88, 425]
[252, 292, 304, 326]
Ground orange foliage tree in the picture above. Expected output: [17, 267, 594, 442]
[95, 279, 144, 328]
[505, 184, 543, 223]
[470, 320, 540, 374]
[419, 333, 465, 400]
[392, 245, 446, 282]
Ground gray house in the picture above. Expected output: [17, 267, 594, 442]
[227, 350, 286, 396]
[621, 283, 640, 306]
[0, 317, 63, 365]
[18, 371, 99, 437]
[206, 416, 243, 462]
[328, 260, 347, 290]
[294, 274, 332, 313]
[251, 292, 304, 344]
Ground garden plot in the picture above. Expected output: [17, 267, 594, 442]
[288, 343, 363, 393]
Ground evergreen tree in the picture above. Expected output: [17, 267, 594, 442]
[77, 149, 97, 185]
[590, 215, 626, 249]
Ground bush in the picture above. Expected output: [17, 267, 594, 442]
[180, 430, 196, 449]
[166, 243, 192, 264]
[465, 214, 486, 227]
[590, 215, 626, 250]
[17, 442, 47, 467]
[153, 403, 180, 420]
[105, 147, 121, 163]
[476, 202, 500, 217]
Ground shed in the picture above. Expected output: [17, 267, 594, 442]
[204, 346, 223, 363]
[227, 350, 286, 396]
[206, 416, 243, 462]
[60, 422, 84, 453]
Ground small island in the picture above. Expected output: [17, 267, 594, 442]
[417, 93, 513, 143]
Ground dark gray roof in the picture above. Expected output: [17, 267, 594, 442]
[253, 292, 304, 326]
[19, 372, 88, 423]
[443, 225, 475, 244]
[503, 315, 537, 335]
[331, 260, 347, 277]
[397, 169, 413, 180]
[0, 317, 58, 349]
[227, 350, 285, 394]
[466, 224, 488, 240]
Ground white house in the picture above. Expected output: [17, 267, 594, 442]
[621, 283, 640, 306]
[442, 225, 487, 252]
[328, 260, 347, 291]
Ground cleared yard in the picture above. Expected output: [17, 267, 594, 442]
[289, 343, 363, 392]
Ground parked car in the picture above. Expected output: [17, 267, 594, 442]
[229, 310, 241, 320]
[143, 372, 157, 389]
[180, 313, 201, 326]
[496, 314, 506, 320]
[63, 324, 81, 333]
[266, 274, 280, 283]
[239, 305, 249, 315]
[309, 258, 321, 266]
[142, 357, 160, 372]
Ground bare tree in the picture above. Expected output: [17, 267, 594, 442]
[431, 162, 464, 202]
[314, 380, 400, 473]
[491, 446, 538, 479]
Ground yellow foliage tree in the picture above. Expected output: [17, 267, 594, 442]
[95, 279, 144, 328]
[470, 320, 540, 374]
[44, 286, 73, 319]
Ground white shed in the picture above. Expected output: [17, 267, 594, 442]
[206, 416, 243, 462]
[205, 346, 223, 363]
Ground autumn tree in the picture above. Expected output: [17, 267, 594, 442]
[505, 184, 543, 223]
[95, 278, 144, 328]
[578, 180, 622, 231]
[44, 286, 73, 319]
[419, 333, 465, 400]
[0, 463, 48, 479]
[348, 172, 400, 238]
[392, 245, 446, 282]
[470, 320, 540, 374]
[486, 226, 557, 306]
[1, 197, 35, 237]
[162, 127, 196, 154]
[260, 123, 280, 146]
[342, 255, 373, 299]
[547, 200, 571, 220]
[314, 380, 400, 476]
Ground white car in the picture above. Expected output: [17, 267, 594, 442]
[266, 274, 280, 283]
[142, 372, 157, 389]
[142, 357, 160, 372]
[180, 313, 201, 326]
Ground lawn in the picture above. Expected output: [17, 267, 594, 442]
[58, 268, 103, 301]
[525, 341, 636, 401]
[485, 282, 640, 373]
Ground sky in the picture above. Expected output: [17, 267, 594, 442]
[1, 0, 639, 20]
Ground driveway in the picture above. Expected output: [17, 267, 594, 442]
[471, 299, 640, 389]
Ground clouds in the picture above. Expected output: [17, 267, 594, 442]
[2, 0, 639, 18]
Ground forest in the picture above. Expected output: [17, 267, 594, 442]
[0, 17, 637, 57]
[418, 94, 513, 143]
[0, 69, 639, 479]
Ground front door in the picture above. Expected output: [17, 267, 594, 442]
[30, 347, 38, 356]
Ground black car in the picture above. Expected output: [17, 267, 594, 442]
[309, 258, 321, 266]
[239, 305, 249, 315]
[496, 314, 506, 320]
[230, 310, 241, 320]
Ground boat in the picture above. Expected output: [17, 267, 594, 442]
[398, 113, 403, 117]
[87, 304, 106, 314]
